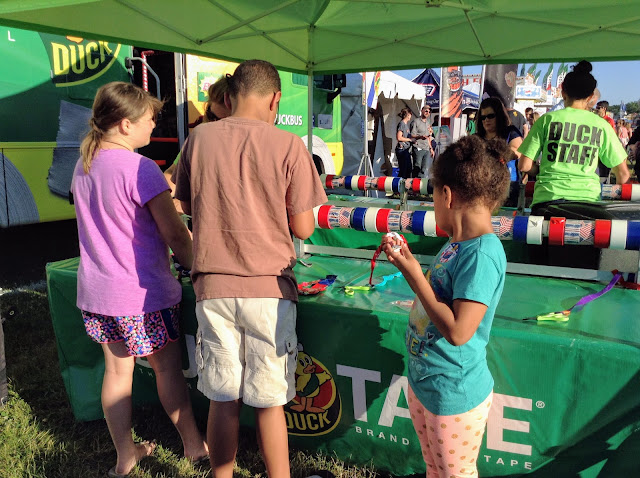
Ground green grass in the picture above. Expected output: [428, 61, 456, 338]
[0, 286, 389, 478]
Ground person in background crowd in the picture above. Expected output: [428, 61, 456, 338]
[475, 97, 523, 207]
[410, 105, 435, 178]
[381, 135, 511, 478]
[617, 119, 630, 147]
[173, 60, 327, 478]
[594, 100, 617, 181]
[518, 60, 629, 214]
[165, 77, 231, 213]
[396, 107, 415, 178]
[507, 107, 527, 136]
[523, 107, 534, 137]
[71, 82, 208, 478]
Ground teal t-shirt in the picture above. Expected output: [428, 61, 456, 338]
[518, 107, 627, 206]
[406, 234, 506, 415]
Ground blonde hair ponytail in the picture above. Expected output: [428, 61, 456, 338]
[80, 117, 104, 173]
[79, 82, 163, 173]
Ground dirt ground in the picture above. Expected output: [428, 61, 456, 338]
[0, 219, 79, 289]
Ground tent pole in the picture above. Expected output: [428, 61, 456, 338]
[478, 64, 487, 104]
[307, 68, 313, 160]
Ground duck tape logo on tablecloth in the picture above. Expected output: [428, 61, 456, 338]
[40, 34, 122, 87]
[285, 345, 341, 436]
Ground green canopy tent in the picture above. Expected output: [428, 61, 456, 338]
[0, 0, 639, 74]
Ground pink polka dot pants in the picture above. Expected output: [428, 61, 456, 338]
[408, 386, 492, 478]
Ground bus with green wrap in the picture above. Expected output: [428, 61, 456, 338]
[0, 28, 344, 228]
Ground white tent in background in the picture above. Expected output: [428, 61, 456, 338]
[341, 71, 425, 190]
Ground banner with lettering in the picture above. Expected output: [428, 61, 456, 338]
[440, 66, 463, 118]
[48, 255, 640, 477]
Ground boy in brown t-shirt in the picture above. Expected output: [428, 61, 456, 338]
[174, 59, 327, 478]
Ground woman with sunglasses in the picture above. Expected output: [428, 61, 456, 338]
[475, 97, 523, 206]
[518, 60, 629, 216]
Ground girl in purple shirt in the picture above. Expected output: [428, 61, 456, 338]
[71, 82, 207, 477]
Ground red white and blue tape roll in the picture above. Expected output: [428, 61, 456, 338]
[564, 220, 594, 245]
[626, 221, 640, 250]
[512, 215, 529, 242]
[620, 184, 640, 201]
[594, 219, 611, 248]
[491, 216, 514, 240]
[314, 205, 334, 229]
[376, 208, 393, 233]
[405, 178, 429, 195]
[609, 219, 627, 250]
[351, 207, 368, 231]
[328, 206, 354, 228]
[548, 217, 566, 246]
[526, 215, 545, 245]
[364, 207, 382, 232]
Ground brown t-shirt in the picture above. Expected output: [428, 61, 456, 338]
[174, 117, 327, 302]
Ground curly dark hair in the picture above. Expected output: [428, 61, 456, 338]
[431, 135, 513, 209]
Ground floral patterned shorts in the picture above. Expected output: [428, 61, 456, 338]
[82, 304, 181, 357]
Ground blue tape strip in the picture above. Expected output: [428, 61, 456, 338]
[351, 207, 368, 231]
[392, 177, 401, 193]
[626, 221, 640, 250]
[512, 215, 528, 242]
[343, 175, 353, 190]
[411, 210, 426, 236]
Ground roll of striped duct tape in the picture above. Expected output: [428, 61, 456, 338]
[593, 219, 611, 248]
[609, 219, 628, 250]
[364, 176, 378, 190]
[548, 217, 566, 246]
[512, 215, 529, 242]
[336, 207, 354, 228]
[400, 211, 413, 233]
[327, 206, 351, 228]
[364, 207, 382, 232]
[526, 215, 545, 245]
[564, 220, 595, 245]
[315, 205, 334, 229]
[491, 215, 514, 240]
[331, 177, 345, 189]
[376, 208, 393, 233]
[626, 221, 640, 250]
[351, 207, 368, 231]
[387, 210, 403, 231]
[601, 184, 622, 200]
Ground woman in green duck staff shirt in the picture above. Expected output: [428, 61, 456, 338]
[518, 60, 629, 216]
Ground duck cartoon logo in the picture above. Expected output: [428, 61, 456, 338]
[285, 344, 341, 436]
[40, 34, 122, 87]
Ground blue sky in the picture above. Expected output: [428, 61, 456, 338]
[394, 61, 640, 106]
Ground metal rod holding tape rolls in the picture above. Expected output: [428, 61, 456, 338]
[312, 205, 640, 250]
[523, 182, 640, 201]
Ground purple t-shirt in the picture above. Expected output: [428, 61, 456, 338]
[71, 149, 181, 316]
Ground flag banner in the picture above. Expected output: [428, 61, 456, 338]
[543, 63, 554, 91]
[366, 71, 381, 109]
[519, 64, 525, 76]
[483, 64, 518, 108]
[440, 66, 463, 118]
[527, 63, 537, 75]
[534, 69, 542, 84]
[556, 62, 568, 89]
[412, 68, 440, 108]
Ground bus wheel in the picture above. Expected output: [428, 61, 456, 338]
[312, 155, 325, 175]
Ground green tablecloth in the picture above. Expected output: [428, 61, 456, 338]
[46, 255, 640, 477]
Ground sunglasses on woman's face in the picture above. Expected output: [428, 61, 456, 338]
[480, 113, 496, 121]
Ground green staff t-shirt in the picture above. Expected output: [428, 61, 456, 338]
[518, 107, 627, 206]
